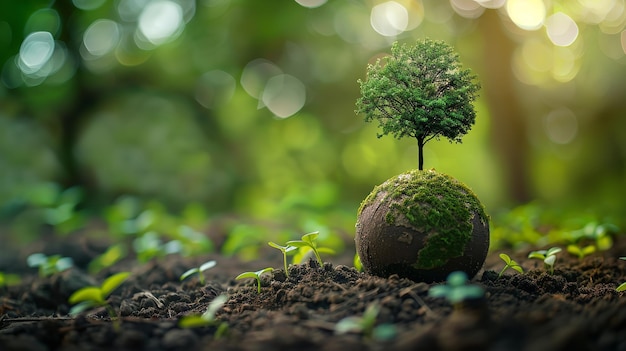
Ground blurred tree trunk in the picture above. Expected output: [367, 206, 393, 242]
[478, 10, 532, 203]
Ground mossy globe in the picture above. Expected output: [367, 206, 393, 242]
[355, 169, 489, 283]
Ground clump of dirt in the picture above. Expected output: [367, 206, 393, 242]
[1, 233, 625, 351]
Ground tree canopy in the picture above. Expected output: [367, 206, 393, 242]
[356, 39, 480, 170]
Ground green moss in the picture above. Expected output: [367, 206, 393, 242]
[361, 169, 487, 270]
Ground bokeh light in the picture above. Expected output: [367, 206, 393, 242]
[18, 31, 55, 76]
[545, 108, 578, 145]
[450, 0, 484, 19]
[507, 0, 546, 30]
[370, 1, 409, 37]
[137, 0, 184, 47]
[546, 12, 579, 47]
[82, 20, 121, 57]
[261, 74, 306, 119]
[195, 70, 236, 109]
[295, 0, 327, 9]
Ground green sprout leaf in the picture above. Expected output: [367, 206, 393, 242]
[567, 244, 596, 260]
[180, 260, 216, 285]
[268, 242, 298, 277]
[617, 282, 626, 292]
[286, 231, 334, 266]
[528, 247, 561, 274]
[101, 272, 131, 297]
[69, 271, 131, 319]
[498, 253, 523, 278]
[236, 268, 274, 294]
[179, 294, 228, 328]
[428, 271, 484, 306]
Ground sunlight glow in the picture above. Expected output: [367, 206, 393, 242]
[262, 74, 306, 119]
[370, 1, 409, 37]
[195, 70, 236, 109]
[137, 1, 184, 46]
[545, 108, 578, 145]
[19, 31, 55, 75]
[507, 0, 545, 30]
[241, 59, 282, 99]
[83, 20, 121, 57]
[474, 0, 505, 9]
[546, 12, 579, 47]
[295, 0, 327, 8]
[450, 0, 484, 19]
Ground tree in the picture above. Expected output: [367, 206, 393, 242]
[356, 39, 480, 170]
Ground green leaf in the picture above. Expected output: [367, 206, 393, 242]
[335, 317, 363, 335]
[100, 272, 131, 298]
[511, 265, 524, 274]
[69, 301, 99, 316]
[428, 285, 450, 298]
[447, 271, 468, 286]
[499, 253, 512, 264]
[235, 272, 258, 280]
[69, 287, 104, 305]
[256, 267, 274, 276]
[617, 282, 626, 292]
[544, 255, 556, 266]
[528, 252, 546, 260]
[301, 231, 319, 246]
[26, 253, 47, 267]
[201, 294, 228, 321]
[199, 260, 217, 272]
[180, 268, 199, 281]
[179, 315, 212, 328]
[546, 247, 562, 256]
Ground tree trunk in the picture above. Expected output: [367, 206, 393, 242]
[417, 136, 424, 171]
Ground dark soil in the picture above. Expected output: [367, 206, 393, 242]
[1, 230, 626, 351]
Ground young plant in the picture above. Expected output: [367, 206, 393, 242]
[428, 271, 484, 308]
[69, 271, 131, 320]
[88, 243, 127, 274]
[286, 231, 334, 266]
[0, 271, 21, 287]
[566, 244, 596, 260]
[528, 247, 562, 274]
[498, 253, 523, 278]
[618, 257, 626, 293]
[27, 253, 74, 277]
[180, 260, 217, 285]
[356, 39, 480, 170]
[178, 294, 229, 337]
[268, 242, 297, 277]
[235, 267, 274, 294]
[334, 302, 397, 341]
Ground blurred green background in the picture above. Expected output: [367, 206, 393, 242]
[1, 0, 625, 243]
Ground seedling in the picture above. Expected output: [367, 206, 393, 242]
[88, 243, 127, 274]
[428, 271, 484, 308]
[69, 271, 131, 320]
[353, 253, 363, 272]
[528, 247, 562, 274]
[335, 302, 397, 341]
[268, 242, 297, 277]
[0, 271, 21, 287]
[498, 253, 523, 278]
[618, 257, 626, 293]
[178, 294, 229, 337]
[27, 253, 73, 277]
[180, 260, 217, 285]
[566, 244, 596, 260]
[286, 231, 334, 266]
[235, 267, 274, 294]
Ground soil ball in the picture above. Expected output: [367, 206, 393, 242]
[355, 169, 489, 283]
